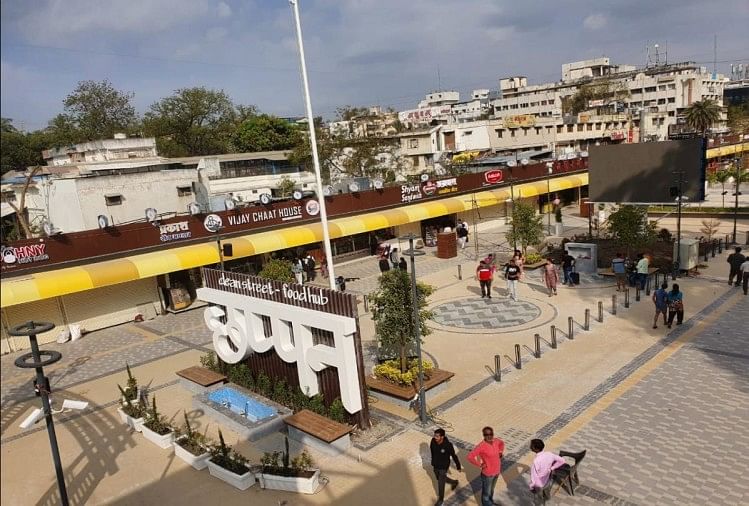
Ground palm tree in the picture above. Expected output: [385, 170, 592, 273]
[714, 169, 731, 208]
[684, 99, 721, 137]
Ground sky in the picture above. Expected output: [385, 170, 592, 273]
[2, 0, 748, 131]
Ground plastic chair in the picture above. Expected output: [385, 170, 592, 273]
[555, 449, 586, 495]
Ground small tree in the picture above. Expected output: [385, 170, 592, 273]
[276, 176, 296, 198]
[700, 218, 721, 241]
[606, 205, 656, 256]
[370, 269, 434, 372]
[506, 201, 544, 255]
[713, 169, 731, 208]
[258, 258, 294, 282]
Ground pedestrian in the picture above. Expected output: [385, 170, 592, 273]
[430, 428, 462, 506]
[666, 283, 684, 328]
[561, 250, 575, 286]
[378, 255, 391, 274]
[291, 258, 304, 285]
[305, 253, 316, 282]
[399, 257, 408, 271]
[636, 253, 649, 290]
[389, 247, 400, 269]
[529, 439, 567, 495]
[513, 250, 525, 280]
[727, 247, 746, 287]
[320, 257, 329, 279]
[612, 252, 627, 292]
[457, 221, 469, 250]
[740, 257, 749, 295]
[476, 261, 493, 298]
[651, 282, 669, 329]
[505, 258, 521, 301]
[541, 257, 559, 297]
[467, 426, 505, 506]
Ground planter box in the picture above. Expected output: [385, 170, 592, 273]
[366, 368, 455, 409]
[117, 408, 144, 433]
[207, 460, 256, 490]
[141, 425, 175, 449]
[174, 438, 211, 470]
[259, 469, 320, 495]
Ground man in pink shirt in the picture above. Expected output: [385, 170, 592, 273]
[467, 426, 505, 506]
[529, 439, 567, 494]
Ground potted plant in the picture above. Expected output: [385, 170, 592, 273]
[141, 396, 175, 449]
[173, 411, 211, 470]
[121, 363, 141, 404]
[555, 207, 564, 236]
[258, 436, 320, 494]
[116, 385, 145, 432]
[207, 430, 255, 490]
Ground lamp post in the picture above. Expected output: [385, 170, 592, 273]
[400, 234, 427, 425]
[546, 161, 554, 235]
[290, 0, 336, 290]
[732, 154, 743, 245]
[11, 321, 69, 506]
[672, 169, 687, 278]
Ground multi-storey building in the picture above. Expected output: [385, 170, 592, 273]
[42, 134, 158, 166]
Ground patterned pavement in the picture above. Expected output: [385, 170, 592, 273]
[431, 298, 542, 329]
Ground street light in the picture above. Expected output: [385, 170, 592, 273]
[546, 161, 554, 235]
[10, 321, 70, 506]
[290, 0, 337, 290]
[732, 154, 744, 245]
[399, 233, 427, 425]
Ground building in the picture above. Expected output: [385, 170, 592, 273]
[328, 106, 400, 139]
[42, 134, 158, 166]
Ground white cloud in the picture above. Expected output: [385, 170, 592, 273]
[217, 1, 232, 18]
[583, 13, 607, 30]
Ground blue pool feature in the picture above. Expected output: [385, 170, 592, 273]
[207, 387, 277, 422]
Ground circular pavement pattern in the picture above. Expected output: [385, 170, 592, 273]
[430, 298, 542, 329]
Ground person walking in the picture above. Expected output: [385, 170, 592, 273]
[529, 439, 567, 495]
[727, 247, 746, 287]
[651, 282, 669, 329]
[636, 253, 649, 290]
[304, 253, 316, 282]
[378, 254, 391, 274]
[612, 252, 627, 292]
[476, 261, 494, 298]
[666, 283, 684, 328]
[561, 250, 575, 286]
[430, 428, 462, 506]
[513, 250, 525, 280]
[292, 258, 305, 285]
[389, 247, 400, 269]
[457, 221, 469, 250]
[541, 257, 559, 297]
[398, 257, 408, 271]
[467, 426, 505, 506]
[320, 257, 328, 279]
[741, 257, 749, 295]
[505, 258, 521, 301]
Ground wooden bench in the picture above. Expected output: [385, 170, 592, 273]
[176, 366, 227, 394]
[284, 409, 354, 455]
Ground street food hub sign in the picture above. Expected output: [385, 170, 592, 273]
[197, 268, 364, 414]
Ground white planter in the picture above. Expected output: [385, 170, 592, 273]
[208, 460, 256, 490]
[174, 438, 211, 470]
[141, 425, 175, 449]
[259, 469, 320, 495]
[117, 408, 144, 433]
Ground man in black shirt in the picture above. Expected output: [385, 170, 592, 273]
[727, 247, 746, 287]
[430, 428, 462, 505]
[561, 250, 575, 286]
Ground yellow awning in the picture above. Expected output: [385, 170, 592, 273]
[0, 173, 588, 307]
[706, 142, 748, 159]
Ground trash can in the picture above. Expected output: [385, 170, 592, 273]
[436, 232, 457, 259]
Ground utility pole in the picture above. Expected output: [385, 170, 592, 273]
[733, 154, 743, 244]
[672, 169, 687, 278]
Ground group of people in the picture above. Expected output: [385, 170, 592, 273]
[610, 252, 651, 292]
[377, 243, 408, 273]
[651, 282, 685, 329]
[727, 247, 749, 295]
[475, 251, 524, 301]
[429, 427, 568, 506]
[291, 253, 318, 284]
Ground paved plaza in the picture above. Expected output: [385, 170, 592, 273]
[1, 213, 748, 505]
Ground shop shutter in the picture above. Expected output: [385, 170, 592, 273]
[2, 298, 67, 349]
[61, 278, 159, 333]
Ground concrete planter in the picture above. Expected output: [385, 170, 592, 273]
[117, 408, 144, 433]
[173, 438, 211, 470]
[141, 425, 175, 449]
[207, 460, 256, 490]
[259, 469, 320, 495]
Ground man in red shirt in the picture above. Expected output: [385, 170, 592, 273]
[476, 261, 494, 299]
[467, 426, 505, 506]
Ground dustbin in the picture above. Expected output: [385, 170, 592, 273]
[436, 232, 457, 259]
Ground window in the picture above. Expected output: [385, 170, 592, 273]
[463, 130, 473, 136]
[409, 138, 419, 148]
[668, 97, 675, 104]
[105, 194, 122, 206]
[510, 130, 516, 137]
[596, 123, 602, 130]
[523, 127, 529, 136]
[645, 86, 656, 93]
[1, 191, 16, 202]
[577, 124, 583, 132]
[567, 125, 574, 133]
[586, 123, 593, 131]
[658, 85, 667, 91]
[535, 127, 542, 135]
[177, 185, 192, 196]
[557, 126, 563, 134]
[412, 156, 420, 167]
[658, 99, 666, 105]
[495, 129, 504, 138]
[668, 84, 676, 90]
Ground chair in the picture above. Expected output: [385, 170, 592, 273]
[555, 449, 587, 496]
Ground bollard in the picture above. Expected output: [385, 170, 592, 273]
[584, 309, 591, 330]
[515, 344, 522, 369]
[550, 325, 557, 349]
[494, 354, 501, 381]
[625, 288, 630, 308]
[711, 240, 716, 257]
[645, 276, 651, 296]
[534, 333, 541, 358]
[568, 316, 574, 340]
[363, 295, 369, 312]
[718, 239, 723, 253]
[598, 301, 604, 322]
[457, 264, 462, 280]
[612, 294, 617, 315]
[635, 285, 641, 302]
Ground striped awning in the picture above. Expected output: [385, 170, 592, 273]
[706, 142, 748, 159]
[0, 173, 588, 307]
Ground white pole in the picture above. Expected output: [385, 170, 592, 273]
[290, 0, 336, 290]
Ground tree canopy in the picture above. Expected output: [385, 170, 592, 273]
[684, 99, 721, 137]
[606, 205, 656, 255]
[232, 114, 301, 153]
[506, 200, 544, 254]
[62, 80, 137, 141]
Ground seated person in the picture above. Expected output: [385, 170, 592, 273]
[529, 439, 567, 493]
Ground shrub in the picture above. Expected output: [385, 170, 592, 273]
[262, 436, 315, 477]
[258, 258, 295, 283]
[374, 359, 434, 386]
[210, 430, 250, 475]
[143, 396, 172, 435]
[272, 380, 290, 406]
[228, 364, 254, 390]
[200, 352, 219, 372]
[525, 252, 544, 264]
[256, 372, 272, 398]
[658, 228, 673, 243]
[308, 394, 326, 416]
[123, 363, 139, 402]
[175, 411, 209, 456]
[328, 398, 347, 424]
[118, 385, 144, 418]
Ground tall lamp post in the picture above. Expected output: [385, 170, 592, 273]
[290, 0, 336, 290]
[400, 233, 427, 425]
[672, 169, 687, 278]
[732, 154, 744, 245]
[545, 161, 554, 235]
[11, 321, 69, 506]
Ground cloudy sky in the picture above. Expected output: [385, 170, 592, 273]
[2, 0, 748, 130]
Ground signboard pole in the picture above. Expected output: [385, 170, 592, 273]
[290, 0, 337, 290]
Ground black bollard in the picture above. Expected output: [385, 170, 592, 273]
[711, 240, 716, 257]
[534, 334, 541, 358]
[515, 344, 522, 369]
[494, 354, 501, 381]
[645, 276, 651, 296]
[363, 295, 369, 312]
[457, 264, 462, 280]
[598, 301, 604, 322]
[612, 294, 617, 315]
[568, 316, 574, 340]
[550, 325, 557, 349]
[625, 288, 630, 308]
[584, 309, 590, 331]
[635, 285, 641, 302]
